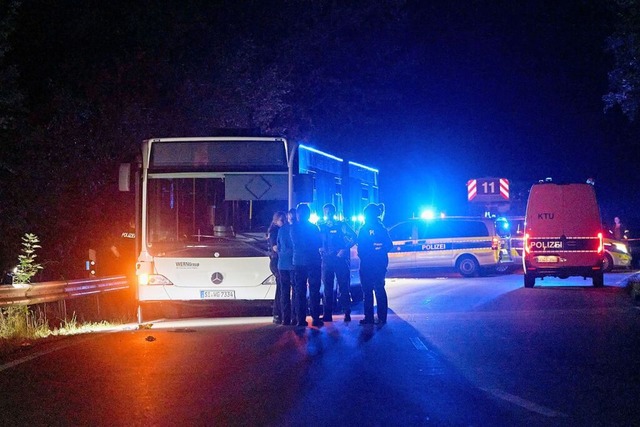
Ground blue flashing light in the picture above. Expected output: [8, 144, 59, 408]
[299, 144, 343, 162]
[348, 160, 379, 173]
[310, 212, 320, 224]
[420, 209, 435, 220]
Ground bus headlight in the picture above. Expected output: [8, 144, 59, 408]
[138, 274, 173, 286]
[261, 274, 277, 286]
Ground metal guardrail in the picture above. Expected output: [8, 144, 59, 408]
[0, 276, 130, 307]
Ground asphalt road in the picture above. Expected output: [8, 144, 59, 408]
[0, 270, 639, 426]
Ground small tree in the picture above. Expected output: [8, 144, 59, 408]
[13, 233, 43, 284]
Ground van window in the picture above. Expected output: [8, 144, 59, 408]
[389, 222, 414, 241]
[417, 220, 489, 239]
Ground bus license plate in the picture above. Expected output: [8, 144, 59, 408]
[200, 290, 236, 299]
[537, 255, 558, 263]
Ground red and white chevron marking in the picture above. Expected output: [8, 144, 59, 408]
[500, 178, 509, 200]
[467, 179, 477, 201]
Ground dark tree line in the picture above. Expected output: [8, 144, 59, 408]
[0, 0, 412, 278]
[1, 0, 637, 279]
[604, 0, 640, 120]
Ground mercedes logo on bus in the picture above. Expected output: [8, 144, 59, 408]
[210, 272, 224, 285]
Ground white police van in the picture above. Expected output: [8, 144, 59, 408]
[385, 216, 514, 277]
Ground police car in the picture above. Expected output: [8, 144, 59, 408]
[602, 238, 633, 272]
[384, 216, 514, 277]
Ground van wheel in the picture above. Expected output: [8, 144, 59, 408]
[602, 254, 613, 273]
[593, 271, 604, 288]
[524, 273, 535, 288]
[457, 256, 479, 277]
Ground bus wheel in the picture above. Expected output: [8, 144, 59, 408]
[593, 271, 604, 288]
[524, 273, 535, 288]
[457, 256, 479, 277]
[602, 254, 613, 273]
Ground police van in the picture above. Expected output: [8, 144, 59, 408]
[523, 180, 604, 287]
[385, 216, 514, 277]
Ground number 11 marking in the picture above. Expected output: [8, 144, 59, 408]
[482, 181, 495, 193]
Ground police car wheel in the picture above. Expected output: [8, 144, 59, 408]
[602, 254, 613, 273]
[457, 256, 479, 277]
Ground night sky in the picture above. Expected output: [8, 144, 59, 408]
[355, 0, 633, 225]
[6, 0, 638, 228]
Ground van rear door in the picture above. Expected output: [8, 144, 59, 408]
[561, 184, 601, 237]
[527, 184, 564, 238]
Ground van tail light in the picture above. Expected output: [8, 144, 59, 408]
[597, 232, 603, 254]
[492, 237, 499, 250]
[524, 233, 530, 254]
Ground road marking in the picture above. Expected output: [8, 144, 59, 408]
[480, 387, 568, 418]
[410, 337, 567, 417]
[0, 335, 98, 373]
[410, 336, 429, 350]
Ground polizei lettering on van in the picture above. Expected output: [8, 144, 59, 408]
[528, 240, 563, 251]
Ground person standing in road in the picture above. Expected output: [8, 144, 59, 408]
[277, 208, 296, 326]
[357, 203, 393, 325]
[611, 216, 628, 240]
[107, 217, 137, 277]
[268, 211, 286, 324]
[319, 203, 357, 322]
[290, 203, 323, 328]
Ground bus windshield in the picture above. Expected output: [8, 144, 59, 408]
[146, 177, 287, 257]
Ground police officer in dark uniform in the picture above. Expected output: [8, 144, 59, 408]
[319, 203, 357, 322]
[357, 203, 393, 325]
[290, 203, 323, 328]
[108, 218, 136, 277]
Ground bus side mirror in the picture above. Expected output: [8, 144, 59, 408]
[119, 163, 131, 192]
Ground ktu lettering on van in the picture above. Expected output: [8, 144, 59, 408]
[537, 213, 555, 220]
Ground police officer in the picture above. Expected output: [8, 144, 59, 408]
[357, 203, 393, 325]
[319, 203, 356, 322]
[290, 203, 323, 328]
[108, 218, 136, 277]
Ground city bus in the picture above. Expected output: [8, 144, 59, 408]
[119, 136, 378, 322]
